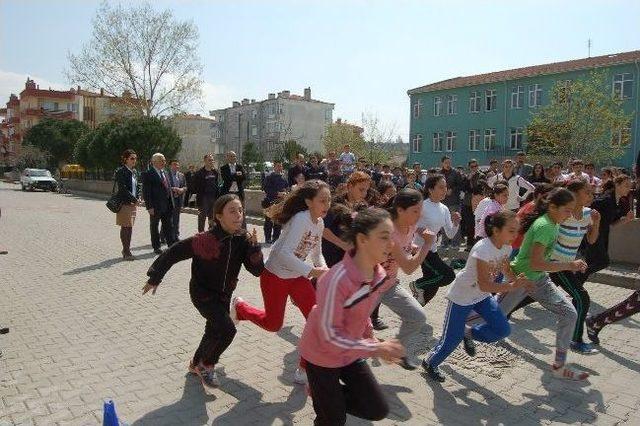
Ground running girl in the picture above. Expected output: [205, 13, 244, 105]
[409, 174, 461, 306]
[474, 183, 509, 240]
[142, 194, 264, 388]
[298, 208, 405, 426]
[232, 180, 330, 384]
[423, 211, 531, 382]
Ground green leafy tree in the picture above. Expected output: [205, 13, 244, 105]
[526, 71, 633, 165]
[15, 145, 51, 169]
[23, 119, 89, 169]
[278, 140, 308, 164]
[322, 121, 366, 158]
[74, 116, 181, 174]
[242, 142, 264, 166]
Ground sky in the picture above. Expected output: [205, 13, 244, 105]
[2, 0, 640, 141]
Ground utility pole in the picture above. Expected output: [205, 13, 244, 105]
[587, 38, 592, 58]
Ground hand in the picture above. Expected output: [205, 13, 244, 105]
[420, 227, 437, 244]
[569, 259, 588, 273]
[249, 228, 258, 245]
[147, 208, 155, 216]
[513, 273, 534, 291]
[447, 189, 453, 196]
[374, 339, 405, 364]
[590, 209, 601, 224]
[277, 191, 287, 198]
[142, 282, 158, 295]
[624, 210, 634, 222]
[452, 212, 462, 226]
[309, 267, 329, 279]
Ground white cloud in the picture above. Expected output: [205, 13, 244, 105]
[199, 81, 237, 114]
[0, 69, 69, 101]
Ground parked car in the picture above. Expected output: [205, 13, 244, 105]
[20, 168, 58, 191]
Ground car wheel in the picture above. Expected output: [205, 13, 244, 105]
[21, 184, 25, 191]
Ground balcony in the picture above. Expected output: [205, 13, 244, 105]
[22, 108, 76, 119]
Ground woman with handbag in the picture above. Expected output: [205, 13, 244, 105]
[114, 149, 140, 261]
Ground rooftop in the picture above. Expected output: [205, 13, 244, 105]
[408, 49, 640, 95]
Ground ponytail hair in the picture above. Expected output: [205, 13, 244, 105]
[484, 210, 517, 237]
[423, 173, 445, 198]
[340, 207, 391, 249]
[271, 179, 330, 225]
[520, 187, 575, 233]
[388, 188, 423, 219]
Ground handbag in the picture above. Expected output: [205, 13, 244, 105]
[106, 178, 123, 213]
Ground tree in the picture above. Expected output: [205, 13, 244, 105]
[526, 71, 633, 165]
[67, 1, 203, 116]
[278, 140, 308, 164]
[14, 145, 50, 170]
[242, 142, 264, 166]
[322, 121, 366, 157]
[23, 119, 89, 169]
[361, 112, 398, 164]
[74, 116, 182, 173]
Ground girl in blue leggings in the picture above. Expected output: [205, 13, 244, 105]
[423, 211, 532, 382]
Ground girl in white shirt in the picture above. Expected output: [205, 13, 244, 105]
[232, 180, 331, 384]
[423, 211, 531, 382]
[474, 183, 509, 240]
[487, 159, 535, 211]
[409, 174, 461, 307]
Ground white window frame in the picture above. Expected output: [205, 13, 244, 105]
[468, 129, 480, 151]
[433, 96, 441, 116]
[432, 132, 443, 152]
[252, 109, 257, 120]
[613, 73, 634, 100]
[484, 128, 496, 151]
[413, 99, 423, 118]
[469, 91, 480, 113]
[251, 125, 257, 136]
[509, 127, 523, 150]
[447, 95, 458, 115]
[412, 134, 423, 153]
[510, 85, 524, 109]
[529, 84, 542, 108]
[445, 131, 456, 152]
[485, 89, 496, 111]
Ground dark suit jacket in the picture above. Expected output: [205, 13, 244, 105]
[193, 166, 219, 208]
[220, 163, 245, 199]
[114, 166, 139, 205]
[142, 167, 173, 216]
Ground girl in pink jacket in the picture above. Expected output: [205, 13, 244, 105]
[298, 208, 405, 426]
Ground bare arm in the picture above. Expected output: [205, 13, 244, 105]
[586, 209, 600, 245]
[529, 243, 586, 273]
[477, 259, 530, 293]
[322, 228, 352, 252]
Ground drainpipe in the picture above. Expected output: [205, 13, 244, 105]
[503, 81, 508, 160]
[634, 60, 639, 170]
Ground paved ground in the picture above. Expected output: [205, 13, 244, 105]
[1, 181, 639, 426]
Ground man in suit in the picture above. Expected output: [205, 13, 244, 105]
[193, 153, 219, 232]
[168, 159, 186, 241]
[142, 153, 176, 254]
[220, 151, 245, 201]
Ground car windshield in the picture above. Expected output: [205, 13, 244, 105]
[29, 170, 51, 177]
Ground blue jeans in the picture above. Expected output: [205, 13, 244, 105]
[428, 296, 510, 368]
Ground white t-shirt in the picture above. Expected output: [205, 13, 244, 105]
[415, 199, 459, 252]
[339, 152, 356, 172]
[446, 238, 512, 306]
[265, 210, 327, 279]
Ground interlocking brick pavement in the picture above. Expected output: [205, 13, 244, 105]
[1, 181, 639, 425]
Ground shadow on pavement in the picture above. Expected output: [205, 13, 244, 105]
[131, 375, 215, 426]
[63, 252, 157, 275]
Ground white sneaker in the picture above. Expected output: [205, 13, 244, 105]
[552, 364, 589, 381]
[230, 296, 243, 325]
[293, 367, 308, 385]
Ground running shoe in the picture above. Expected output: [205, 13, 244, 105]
[570, 341, 599, 355]
[552, 364, 589, 381]
[230, 296, 242, 325]
[462, 336, 477, 357]
[409, 281, 426, 307]
[397, 357, 417, 371]
[422, 359, 445, 382]
[189, 362, 220, 388]
[293, 367, 308, 385]
[371, 318, 389, 331]
[585, 316, 600, 345]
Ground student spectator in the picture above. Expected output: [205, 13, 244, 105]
[305, 155, 327, 181]
[487, 159, 535, 212]
[288, 154, 307, 186]
[339, 144, 356, 175]
[514, 152, 533, 180]
[529, 163, 550, 184]
[261, 160, 289, 244]
[584, 163, 602, 190]
[461, 159, 486, 247]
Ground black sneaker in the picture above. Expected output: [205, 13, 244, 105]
[585, 316, 600, 345]
[463, 336, 477, 357]
[372, 318, 389, 331]
[422, 359, 445, 382]
[0, 327, 8, 335]
[398, 357, 417, 371]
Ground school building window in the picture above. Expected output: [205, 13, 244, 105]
[433, 132, 443, 152]
[445, 130, 456, 152]
[510, 85, 524, 109]
[468, 129, 480, 151]
[613, 73, 634, 100]
[529, 84, 542, 108]
[510, 127, 523, 150]
[412, 134, 423, 153]
[485, 89, 497, 111]
[469, 91, 480, 113]
[484, 128, 496, 150]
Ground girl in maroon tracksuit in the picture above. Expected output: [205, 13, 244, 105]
[143, 194, 264, 389]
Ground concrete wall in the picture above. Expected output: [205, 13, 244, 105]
[608, 218, 640, 265]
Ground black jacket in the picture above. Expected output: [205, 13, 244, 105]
[114, 166, 139, 204]
[146, 226, 264, 299]
[142, 167, 173, 215]
[220, 163, 245, 199]
[193, 167, 219, 207]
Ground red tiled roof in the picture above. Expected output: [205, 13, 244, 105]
[20, 88, 76, 100]
[408, 50, 640, 95]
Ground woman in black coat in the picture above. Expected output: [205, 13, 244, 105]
[114, 149, 140, 260]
